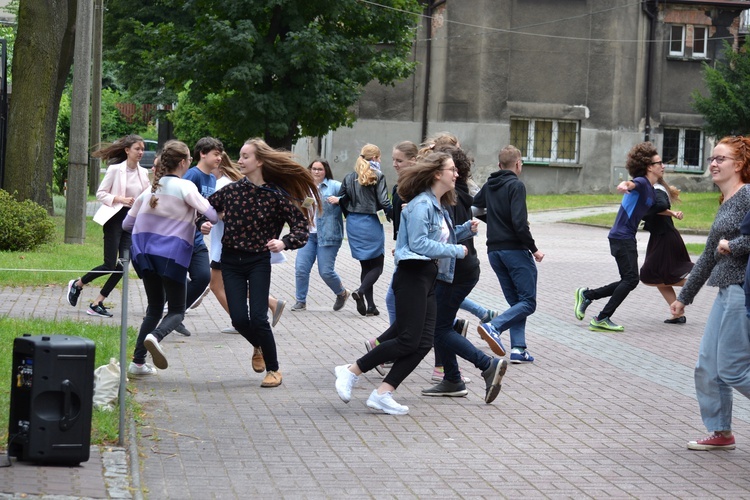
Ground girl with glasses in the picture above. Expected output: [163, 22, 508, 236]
[671, 135, 750, 451]
[335, 152, 473, 415]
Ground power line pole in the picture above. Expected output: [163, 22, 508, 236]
[65, 0, 94, 244]
[88, 0, 103, 196]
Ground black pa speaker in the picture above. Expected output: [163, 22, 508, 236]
[7, 334, 95, 464]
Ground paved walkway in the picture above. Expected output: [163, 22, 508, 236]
[4, 207, 750, 498]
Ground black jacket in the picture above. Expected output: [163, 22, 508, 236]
[451, 178, 480, 273]
[337, 171, 393, 220]
[473, 169, 538, 253]
[391, 184, 403, 240]
[642, 186, 674, 236]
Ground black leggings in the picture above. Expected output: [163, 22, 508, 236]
[358, 254, 384, 308]
[81, 207, 130, 298]
[356, 260, 437, 389]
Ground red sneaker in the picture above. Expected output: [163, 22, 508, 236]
[687, 433, 736, 451]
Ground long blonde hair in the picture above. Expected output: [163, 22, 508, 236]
[355, 144, 380, 186]
[244, 138, 321, 224]
[218, 151, 243, 182]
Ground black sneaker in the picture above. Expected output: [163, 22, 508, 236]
[453, 318, 469, 337]
[481, 358, 508, 404]
[175, 323, 192, 336]
[366, 306, 380, 316]
[421, 379, 468, 397]
[87, 302, 113, 318]
[66, 279, 82, 307]
[351, 291, 367, 316]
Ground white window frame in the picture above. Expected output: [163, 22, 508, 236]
[692, 25, 708, 58]
[511, 118, 580, 163]
[662, 127, 703, 173]
[670, 25, 685, 56]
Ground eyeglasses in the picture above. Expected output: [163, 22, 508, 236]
[707, 156, 736, 164]
[650, 160, 664, 166]
[442, 167, 458, 174]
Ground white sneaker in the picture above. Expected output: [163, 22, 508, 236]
[366, 390, 409, 415]
[334, 364, 359, 403]
[128, 362, 157, 377]
[221, 327, 239, 334]
[190, 286, 211, 309]
[144, 334, 168, 369]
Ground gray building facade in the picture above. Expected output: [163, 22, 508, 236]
[299, 0, 749, 194]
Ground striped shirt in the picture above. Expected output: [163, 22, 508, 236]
[123, 175, 218, 283]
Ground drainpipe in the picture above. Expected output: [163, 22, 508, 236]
[643, 0, 658, 142]
[420, 0, 446, 142]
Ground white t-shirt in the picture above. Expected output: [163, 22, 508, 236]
[209, 176, 234, 263]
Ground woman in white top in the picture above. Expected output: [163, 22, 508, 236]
[65, 135, 150, 318]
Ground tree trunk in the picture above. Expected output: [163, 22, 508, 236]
[5, 0, 76, 213]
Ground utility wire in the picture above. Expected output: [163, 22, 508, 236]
[357, 0, 744, 44]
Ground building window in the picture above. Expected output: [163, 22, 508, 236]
[662, 127, 703, 172]
[670, 25, 685, 56]
[510, 118, 579, 163]
[693, 26, 707, 58]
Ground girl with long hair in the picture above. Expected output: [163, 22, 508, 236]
[332, 144, 393, 316]
[66, 134, 150, 317]
[291, 158, 349, 312]
[208, 152, 287, 334]
[335, 152, 474, 415]
[199, 138, 319, 388]
[123, 140, 218, 376]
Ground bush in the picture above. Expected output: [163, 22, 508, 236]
[0, 190, 56, 251]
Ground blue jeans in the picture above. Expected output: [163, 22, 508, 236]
[132, 270, 186, 364]
[294, 233, 345, 302]
[385, 272, 396, 324]
[488, 249, 537, 349]
[433, 267, 492, 382]
[695, 284, 750, 432]
[222, 250, 279, 372]
[460, 297, 488, 321]
[186, 244, 210, 308]
[586, 238, 639, 320]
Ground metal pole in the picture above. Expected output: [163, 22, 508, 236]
[118, 250, 130, 447]
[0, 38, 7, 190]
[88, 0, 103, 196]
[64, 0, 94, 244]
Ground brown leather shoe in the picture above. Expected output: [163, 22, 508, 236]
[261, 370, 282, 388]
[252, 347, 265, 373]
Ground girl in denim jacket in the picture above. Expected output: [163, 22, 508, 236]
[334, 152, 475, 415]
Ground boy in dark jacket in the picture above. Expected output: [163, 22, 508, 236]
[473, 145, 544, 363]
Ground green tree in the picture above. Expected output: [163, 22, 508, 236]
[5, 0, 76, 211]
[53, 87, 147, 195]
[692, 36, 750, 138]
[0, 0, 19, 83]
[103, 0, 421, 148]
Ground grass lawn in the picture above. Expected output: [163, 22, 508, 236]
[0, 317, 139, 445]
[529, 192, 718, 256]
[0, 216, 138, 288]
[552, 191, 719, 232]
